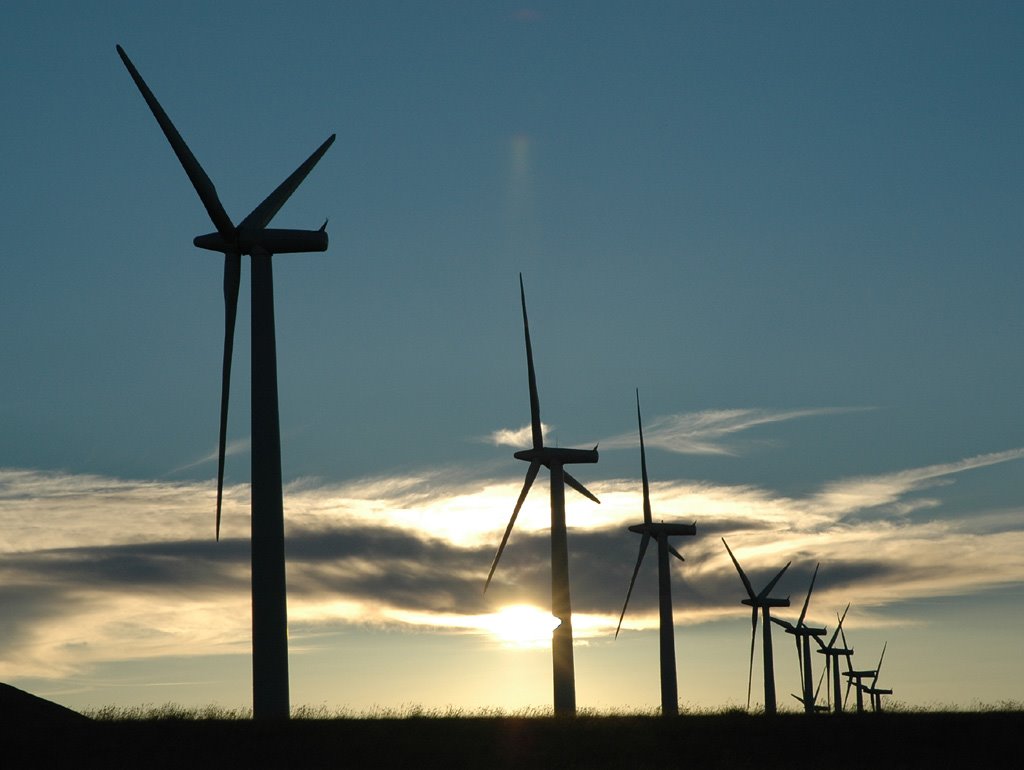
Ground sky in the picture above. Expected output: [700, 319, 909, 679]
[2, 1, 1023, 714]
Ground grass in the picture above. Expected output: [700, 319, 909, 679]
[19, 702, 1024, 768]
[82, 700, 1024, 720]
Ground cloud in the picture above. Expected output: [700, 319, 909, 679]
[0, 468, 219, 552]
[807, 448, 1024, 519]
[1, 445, 1023, 678]
[486, 423, 552, 447]
[169, 437, 251, 474]
[600, 407, 871, 455]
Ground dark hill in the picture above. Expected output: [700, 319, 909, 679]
[0, 682, 90, 726]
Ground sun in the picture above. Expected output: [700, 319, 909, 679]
[482, 605, 560, 648]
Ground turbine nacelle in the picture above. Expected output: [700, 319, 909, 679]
[772, 616, 827, 637]
[742, 596, 791, 609]
[513, 447, 598, 465]
[818, 646, 853, 656]
[628, 522, 697, 537]
[790, 624, 827, 637]
[844, 669, 877, 679]
[194, 228, 329, 255]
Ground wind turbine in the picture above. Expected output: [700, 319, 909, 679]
[840, 625, 875, 714]
[815, 604, 853, 714]
[770, 563, 827, 713]
[117, 46, 334, 720]
[484, 274, 600, 717]
[722, 539, 791, 715]
[614, 390, 696, 717]
[861, 643, 893, 712]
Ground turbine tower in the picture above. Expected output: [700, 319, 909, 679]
[815, 604, 853, 714]
[722, 539, 791, 715]
[770, 563, 827, 713]
[484, 274, 600, 717]
[615, 390, 696, 717]
[118, 46, 335, 720]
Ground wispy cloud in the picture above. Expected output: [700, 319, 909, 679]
[601, 407, 871, 455]
[486, 422, 552, 447]
[808, 448, 1024, 519]
[169, 437, 252, 474]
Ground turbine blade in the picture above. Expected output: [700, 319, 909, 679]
[873, 642, 887, 687]
[564, 471, 600, 504]
[747, 606, 758, 710]
[636, 389, 652, 524]
[519, 274, 543, 449]
[759, 561, 791, 600]
[814, 664, 827, 704]
[484, 461, 540, 592]
[667, 544, 685, 562]
[797, 562, 819, 627]
[722, 538, 756, 600]
[826, 603, 851, 648]
[238, 134, 336, 231]
[614, 533, 651, 639]
[215, 251, 241, 541]
[116, 45, 234, 238]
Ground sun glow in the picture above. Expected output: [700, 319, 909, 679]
[481, 605, 560, 648]
[369, 605, 559, 649]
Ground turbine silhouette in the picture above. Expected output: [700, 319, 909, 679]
[815, 604, 853, 714]
[839, 623, 874, 713]
[614, 390, 695, 717]
[484, 274, 600, 717]
[118, 45, 334, 720]
[861, 642, 893, 712]
[722, 538, 791, 715]
[770, 563, 827, 713]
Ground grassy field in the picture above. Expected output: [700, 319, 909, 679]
[9, 702, 1023, 768]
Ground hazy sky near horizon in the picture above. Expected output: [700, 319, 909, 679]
[2, 1, 1023, 713]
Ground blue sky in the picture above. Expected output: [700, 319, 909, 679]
[2, 1, 1023, 713]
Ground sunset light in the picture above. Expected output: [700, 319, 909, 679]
[481, 605, 561, 649]
[2, 2, 1024, 733]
